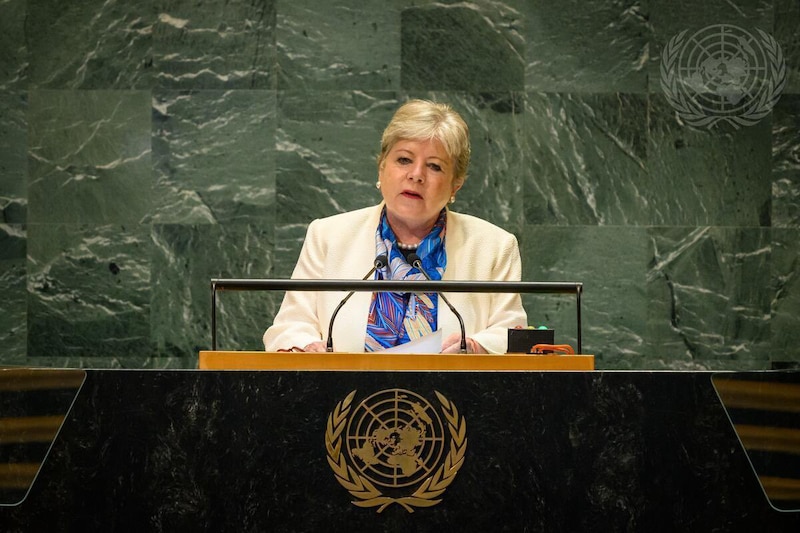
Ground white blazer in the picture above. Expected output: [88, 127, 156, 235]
[262, 204, 527, 354]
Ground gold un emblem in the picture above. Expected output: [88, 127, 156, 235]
[325, 389, 467, 513]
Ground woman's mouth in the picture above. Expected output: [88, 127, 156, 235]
[401, 191, 423, 200]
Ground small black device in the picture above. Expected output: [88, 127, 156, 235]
[507, 328, 555, 354]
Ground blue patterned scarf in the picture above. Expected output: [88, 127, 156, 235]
[364, 208, 447, 351]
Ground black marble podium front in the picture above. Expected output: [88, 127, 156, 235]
[1, 370, 797, 532]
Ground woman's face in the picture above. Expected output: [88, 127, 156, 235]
[378, 138, 462, 236]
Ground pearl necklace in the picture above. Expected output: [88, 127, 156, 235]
[395, 240, 420, 250]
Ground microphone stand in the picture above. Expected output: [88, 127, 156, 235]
[407, 253, 467, 354]
[326, 255, 388, 352]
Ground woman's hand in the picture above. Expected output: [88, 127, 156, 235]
[301, 341, 327, 352]
[278, 341, 327, 352]
[440, 333, 486, 354]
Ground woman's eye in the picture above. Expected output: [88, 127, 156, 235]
[397, 157, 411, 164]
[428, 163, 442, 172]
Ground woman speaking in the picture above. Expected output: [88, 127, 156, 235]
[263, 99, 527, 354]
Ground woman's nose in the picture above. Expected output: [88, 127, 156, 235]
[408, 163, 424, 182]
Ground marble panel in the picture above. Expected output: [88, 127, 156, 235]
[776, 0, 800, 93]
[154, 0, 276, 89]
[150, 223, 275, 358]
[150, 90, 276, 225]
[771, 228, 800, 362]
[647, 0, 774, 94]
[523, 92, 649, 226]
[646, 97, 772, 226]
[0, 0, 27, 90]
[0, 224, 26, 362]
[276, 91, 398, 224]
[773, 95, 800, 227]
[522, 0, 649, 93]
[645, 226, 772, 369]
[0, 92, 26, 223]
[25, 0, 155, 89]
[26, 223, 152, 359]
[277, 0, 400, 90]
[521, 225, 648, 369]
[27, 90, 152, 225]
[400, 1, 524, 91]
[273, 223, 308, 279]
[774, 170, 800, 228]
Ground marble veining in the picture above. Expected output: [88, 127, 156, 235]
[523, 92, 649, 226]
[276, 91, 399, 224]
[775, 0, 800, 93]
[154, 0, 276, 89]
[150, 90, 276, 225]
[0, 0, 28, 91]
[401, 2, 525, 91]
[27, 90, 153, 225]
[523, 0, 649, 93]
[26, 0, 154, 89]
[277, 0, 401, 90]
[26, 223, 152, 358]
[646, 227, 772, 367]
[771, 228, 800, 358]
[0, 224, 26, 360]
[522, 225, 648, 367]
[0, 92, 27, 224]
[150, 223, 275, 356]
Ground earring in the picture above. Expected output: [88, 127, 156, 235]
[376, 181, 381, 189]
[449, 195, 456, 204]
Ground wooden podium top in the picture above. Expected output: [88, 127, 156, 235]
[198, 351, 595, 371]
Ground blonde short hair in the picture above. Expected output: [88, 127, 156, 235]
[377, 99, 471, 183]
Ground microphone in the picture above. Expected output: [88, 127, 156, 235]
[326, 254, 388, 352]
[407, 252, 467, 354]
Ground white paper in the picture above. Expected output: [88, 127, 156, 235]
[379, 329, 443, 354]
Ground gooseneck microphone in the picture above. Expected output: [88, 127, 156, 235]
[326, 254, 389, 352]
[407, 252, 467, 354]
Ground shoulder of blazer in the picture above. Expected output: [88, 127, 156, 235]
[447, 210, 517, 246]
[309, 204, 382, 230]
[304, 205, 384, 273]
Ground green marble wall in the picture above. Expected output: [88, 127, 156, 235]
[0, 0, 798, 369]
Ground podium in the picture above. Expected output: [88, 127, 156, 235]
[198, 351, 596, 370]
[1, 367, 798, 531]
